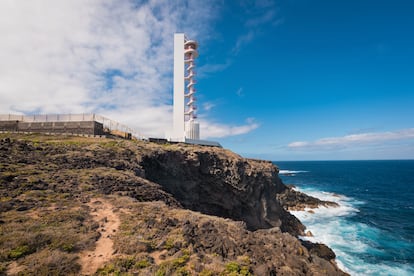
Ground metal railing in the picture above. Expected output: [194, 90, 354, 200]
[0, 113, 143, 139]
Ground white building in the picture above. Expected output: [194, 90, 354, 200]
[172, 33, 200, 142]
[169, 33, 221, 147]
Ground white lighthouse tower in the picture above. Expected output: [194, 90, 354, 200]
[172, 33, 200, 142]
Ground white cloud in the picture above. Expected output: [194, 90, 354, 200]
[202, 102, 216, 112]
[288, 128, 414, 150]
[197, 60, 232, 78]
[245, 9, 277, 27]
[0, 0, 257, 139]
[233, 30, 256, 54]
[201, 118, 259, 139]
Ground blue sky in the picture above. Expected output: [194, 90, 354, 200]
[197, 0, 414, 160]
[1, 0, 413, 160]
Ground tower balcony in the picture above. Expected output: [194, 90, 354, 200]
[184, 73, 195, 80]
[184, 109, 195, 116]
[186, 81, 196, 89]
[184, 58, 194, 64]
[185, 90, 196, 97]
[187, 99, 196, 106]
[184, 40, 198, 50]
[184, 48, 198, 58]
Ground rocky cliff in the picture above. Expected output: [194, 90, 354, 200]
[0, 134, 347, 275]
[140, 148, 304, 235]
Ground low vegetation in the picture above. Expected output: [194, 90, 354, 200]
[0, 133, 346, 275]
[0, 134, 256, 275]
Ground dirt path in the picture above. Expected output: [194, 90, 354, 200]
[7, 261, 25, 275]
[79, 198, 120, 275]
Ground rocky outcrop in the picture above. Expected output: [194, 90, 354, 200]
[277, 185, 339, 211]
[0, 137, 303, 235]
[300, 240, 336, 261]
[140, 148, 304, 235]
[0, 134, 347, 275]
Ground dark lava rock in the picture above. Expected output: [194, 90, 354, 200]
[301, 240, 337, 261]
[140, 149, 304, 235]
[277, 185, 339, 211]
[0, 134, 348, 275]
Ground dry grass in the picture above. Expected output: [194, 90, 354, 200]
[100, 197, 255, 275]
[0, 134, 251, 275]
[0, 197, 99, 275]
[0, 133, 342, 275]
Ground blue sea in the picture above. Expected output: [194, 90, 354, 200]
[275, 160, 414, 276]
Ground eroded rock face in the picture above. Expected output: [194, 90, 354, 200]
[140, 148, 305, 235]
[277, 185, 339, 211]
[0, 135, 347, 275]
[0, 138, 181, 209]
[301, 240, 336, 261]
[113, 200, 348, 275]
[0, 137, 306, 235]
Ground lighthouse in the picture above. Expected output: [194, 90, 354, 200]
[172, 33, 200, 142]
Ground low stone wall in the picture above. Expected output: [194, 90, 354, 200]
[0, 121, 104, 135]
[0, 121, 19, 131]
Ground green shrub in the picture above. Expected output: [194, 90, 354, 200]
[96, 263, 117, 275]
[164, 237, 175, 250]
[155, 249, 191, 276]
[61, 243, 74, 252]
[155, 266, 167, 276]
[172, 252, 189, 269]
[199, 269, 215, 276]
[224, 262, 240, 273]
[115, 256, 135, 270]
[222, 261, 252, 276]
[135, 258, 150, 269]
[8, 245, 31, 259]
[0, 262, 7, 274]
[175, 266, 191, 275]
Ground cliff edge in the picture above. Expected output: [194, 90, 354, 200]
[0, 134, 347, 275]
[140, 147, 304, 235]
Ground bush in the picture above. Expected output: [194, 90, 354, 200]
[135, 258, 150, 269]
[61, 243, 74, 252]
[222, 260, 252, 276]
[96, 263, 117, 275]
[156, 249, 191, 276]
[172, 250, 190, 269]
[199, 269, 215, 276]
[224, 262, 240, 273]
[8, 245, 31, 259]
[0, 262, 7, 274]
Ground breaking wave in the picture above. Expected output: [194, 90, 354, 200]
[291, 187, 414, 276]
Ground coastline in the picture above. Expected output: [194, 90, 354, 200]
[277, 161, 414, 276]
[0, 133, 347, 275]
[287, 188, 357, 274]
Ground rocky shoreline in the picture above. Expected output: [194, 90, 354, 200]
[277, 184, 339, 211]
[0, 133, 348, 275]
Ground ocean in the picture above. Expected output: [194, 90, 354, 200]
[275, 160, 414, 276]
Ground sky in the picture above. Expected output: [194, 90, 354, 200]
[1, 0, 413, 160]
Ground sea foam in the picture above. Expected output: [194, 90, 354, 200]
[279, 170, 308, 175]
[290, 187, 414, 276]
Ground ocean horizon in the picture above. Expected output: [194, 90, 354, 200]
[275, 160, 414, 276]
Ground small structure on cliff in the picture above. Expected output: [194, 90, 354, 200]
[0, 114, 135, 139]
